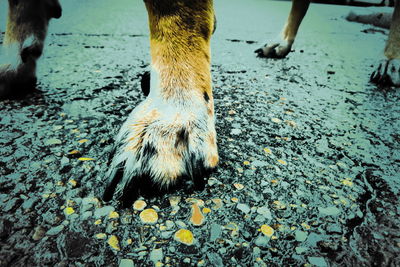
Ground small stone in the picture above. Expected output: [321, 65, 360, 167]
[46, 225, 65, 236]
[32, 226, 46, 241]
[107, 235, 120, 251]
[212, 199, 223, 210]
[210, 223, 222, 242]
[150, 248, 164, 263]
[46, 138, 62, 145]
[64, 207, 75, 216]
[95, 233, 107, 240]
[133, 200, 147, 211]
[190, 204, 204, 226]
[202, 207, 211, 214]
[260, 225, 274, 237]
[318, 206, 340, 216]
[68, 179, 77, 187]
[94, 219, 102, 225]
[119, 259, 134, 267]
[174, 229, 194, 245]
[237, 203, 250, 214]
[231, 129, 242, 135]
[277, 159, 287, 165]
[94, 206, 115, 218]
[139, 209, 158, 224]
[271, 118, 282, 123]
[231, 197, 239, 203]
[109, 211, 119, 219]
[233, 183, 244, 190]
[165, 220, 175, 229]
[169, 196, 181, 207]
[255, 236, 269, 247]
[295, 247, 308, 254]
[308, 257, 328, 267]
[264, 147, 272, 154]
[295, 230, 308, 242]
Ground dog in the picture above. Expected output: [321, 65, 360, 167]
[0, 0, 399, 207]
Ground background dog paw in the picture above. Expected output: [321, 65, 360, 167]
[255, 42, 292, 59]
[370, 59, 400, 87]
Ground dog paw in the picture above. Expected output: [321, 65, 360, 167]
[103, 94, 218, 207]
[255, 41, 292, 59]
[370, 59, 400, 87]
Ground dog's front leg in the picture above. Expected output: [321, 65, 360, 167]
[255, 0, 310, 58]
[103, 0, 219, 207]
[371, 0, 400, 87]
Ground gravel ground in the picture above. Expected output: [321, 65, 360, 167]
[1, 0, 399, 266]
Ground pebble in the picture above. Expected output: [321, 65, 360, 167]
[308, 257, 328, 267]
[94, 206, 115, 218]
[133, 200, 147, 211]
[295, 230, 308, 242]
[237, 203, 250, 214]
[260, 225, 274, 237]
[174, 229, 194, 245]
[161, 231, 174, 239]
[168, 196, 181, 207]
[175, 220, 187, 228]
[119, 259, 134, 267]
[108, 211, 119, 219]
[295, 247, 308, 254]
[318, 206, 340, 216]
[190, 204, 204, 226]
[255, 236, 269, 247]
[149, 248, 164, 263]
[32, 226, 46, 241]
[165, 220, 175, 229]
[46, 225, 65, 236]
[257, 206, 272, 220]
[95, 233, 107, 240]
[139, 209, 158, 224]
[64, 207, 75, 216]
[107, 235, 121, 251]
[233, 183, 244, 190]
[210, 223, 222, 242]
[212, 199, 223, 210]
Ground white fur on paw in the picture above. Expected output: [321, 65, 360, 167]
[104, 92, 218, 204]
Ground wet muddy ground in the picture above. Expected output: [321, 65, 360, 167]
[1, 0, 399, 266]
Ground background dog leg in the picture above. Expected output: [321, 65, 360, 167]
[371, 0, 400, 87]
[255, 0, 310, 58]
[0, 0, 62, 98]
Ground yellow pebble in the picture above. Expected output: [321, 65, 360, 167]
[277, 159, 287, 165]
[68, 179, 77, 187]
[174, 229, 194, 245]
[260, 225, 274, 237]
[108, 211, 119, 219]
[95, 233, 107, 239]
[263, 147, 272, 154]
[133, 200, 147, 211]
[139, 209, 158, 224]
[243, 161, 250, 166]
[202, 207, 211, 214]
[231, 197, 239, 203]
[107, 235, 120, 251]
[64, 207, 75, 216]
[94, 219, 102, 225]
[78, 139, 89, 144]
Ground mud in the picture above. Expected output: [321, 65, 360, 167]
[0, 0, 399, 266]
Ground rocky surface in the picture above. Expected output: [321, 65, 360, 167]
[0, 0, 399, 266]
